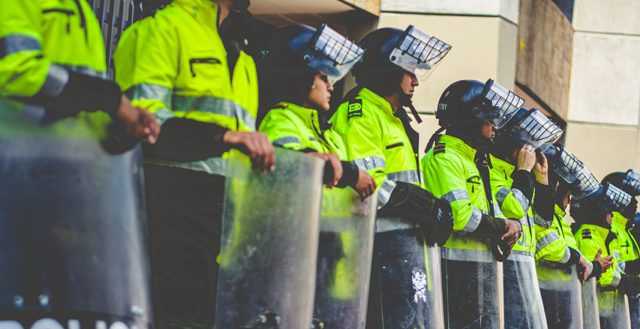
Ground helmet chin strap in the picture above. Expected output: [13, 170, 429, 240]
[399, 90, 422, 124]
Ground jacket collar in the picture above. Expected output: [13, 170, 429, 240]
[358, 87, 394, 117]
[490, 154, 514, 175]
[612, 211, 629, 228]
[173, 0, 219, 26]
[278, 102, 330, 133]
[437, 134, 477, 161]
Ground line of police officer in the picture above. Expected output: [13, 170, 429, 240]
[3, 0, 640, 329]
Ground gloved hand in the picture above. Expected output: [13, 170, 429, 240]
[473, 215, 510, 261]
[422, 197, 453, 246]
[619, 275, 640, 297]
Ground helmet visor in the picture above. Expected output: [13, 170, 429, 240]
[473, 80, 524, 129]
[601, 182, 633, 212]
[388, 25, 451, 79]
[510, 109, 563, 149]
[303, 24, 364, 84]
[571, 167, 600, 200]
[546, 146, 584, 184]
[622, 169, 640, 196]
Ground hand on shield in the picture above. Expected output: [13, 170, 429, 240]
[578, 256, 593, 282]
[354, 170, 376, 200]
[223, 131, 276, 172]
[501, 219, 522, 249]
[533, 151, 549, 185]
[310, 152, 343, 188]
[431, 198, 453, 246]
[516, 144, 536, 172]
[594, 249, 613, 272]
[115, 96, 160, 144]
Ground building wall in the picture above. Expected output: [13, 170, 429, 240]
[565, 0, 640, 179]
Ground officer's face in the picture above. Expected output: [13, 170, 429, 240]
[480, 122, 496, 139]
[307, 74, 334, 112]
[400, 72, 419, 97]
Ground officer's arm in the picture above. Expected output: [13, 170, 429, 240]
[114, 19, 229, 160]
[423, 154, 482, 232]
[0, 1, 121, 116]
[495, 170, 534, 219]
[532, 182, 555, 223]
[535, 224, 574, 264]
[259, 110, 306, 151]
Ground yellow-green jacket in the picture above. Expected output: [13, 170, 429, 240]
[331, 87, 421, 209]
[489, 155, 536, 256]
[114, 0, 258, 175]
[609, 212, 640, 264]
[575, 224, 622, 288]
[422, 134, 496, 253]
[536, 205, 581, 282]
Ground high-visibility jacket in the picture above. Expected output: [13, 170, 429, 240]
[489, 155, 536, 257]
[422, 134, 497, 253]
[114, 0, 258, 175]
[260, 102, 345, 156]
[331, 87, 421, 209]
[536, 205, 581, 282]
[575, 224, 622, 288]
[0, 0, 111, 135]
[609, 212, 640, 264]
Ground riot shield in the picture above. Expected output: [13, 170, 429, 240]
[0, 103, 152, 329]
[629, 295, 640, 329]
[582, 278, 602, 329]
[214, 149, 324, 329]
[312, 188, 376, 328]
[441, 236, 502, 329]
[503, 254, 547, 329]
[365, 217, 445, 329]
[537, 264, 583, 329]
[598, 290, 632, 329]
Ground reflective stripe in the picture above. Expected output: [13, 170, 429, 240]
[463, 208, 483, 232]
[375, 216, 418, 232]
[387, 170, 420, 184]
[441, 247, 494, 262]
[512, 188, 530, 211]
[441, 189, 469, 203]
[377, 179, 396, 209]
[560, 247, 571, 264]
[272, 137, 301, 147]
[536, 231, 560, 252]
[509, 250, 535, 261]
[496, 187, 511, 208]
[0, 35, 41, 58]
[533, 212, 551, 228]
[494, 204, 504, 219]
[60, 64, 107, 79]
[145, 156, 227, 176]
[354, 156, 385, 171]
[173, 95, 256, 130]
[126, 83, 172, 105]
[39, 64, 69, 98]
[151, 108, 175, 124]
[611, 269, 622, 287]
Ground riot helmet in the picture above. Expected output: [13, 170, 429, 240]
[571, 183, 632, 222]
[569, 166, 600, 201]
[352, 26, 450, 96]
[264, 24, 363, 106]
[603, 169, 640, 197]
[543, 143, 585, 185]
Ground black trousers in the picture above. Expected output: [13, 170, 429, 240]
[144, 165, 225, 329]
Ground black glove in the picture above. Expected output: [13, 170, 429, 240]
[589, 261, 603, 279]
[101, 119, 139, 155]
[619, 274, 640, 296]
[473, 215, 509, 261]
[424, 197, 453, 246]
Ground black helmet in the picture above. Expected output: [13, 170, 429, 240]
[263, 24, 363, 104]
[603, 170, 640, 197]
[353, 26, 450, 96]
[436, 79, 523, 129]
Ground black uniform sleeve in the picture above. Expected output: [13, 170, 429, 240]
[533, 182, 556, 223]
[336, 161, 359, 188]
[625, 259, 640, 276]
[510, 169, 535, 201]
[568, 247, 582, 265]
[148, 118, 231, 161]
[34, 70, 122, 118]
[378, 181, 436, 218]
[589, 261, 603, 279]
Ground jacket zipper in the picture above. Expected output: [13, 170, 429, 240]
[189, 58, 221, 77]
[42, 9, 74, 33]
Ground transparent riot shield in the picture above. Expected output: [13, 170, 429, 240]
[599, 290, 632, 329]
[312, 188, 376, 329]
[629, 295, 640, 329]
[365, 217, 445, 329]
[0, 102, 152, 329]
[441, 236, 502, 329]
[537, 265, 583, 329]
[582, 278, 602, 329]
[214, 149, 324, 329]
[503, 254, 547, 329]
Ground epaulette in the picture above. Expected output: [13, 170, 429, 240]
[347, 98, 363, 120]
[433, 143, 446, 155]
[582, 229, 592, 240]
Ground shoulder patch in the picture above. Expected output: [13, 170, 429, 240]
[582, 229, 592, 240]
[433, 143, 446, 155]
[347, 99, 363, 120]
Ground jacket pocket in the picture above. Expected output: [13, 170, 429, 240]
[42, 8, 75, 34]
[189, 57, 222, 77]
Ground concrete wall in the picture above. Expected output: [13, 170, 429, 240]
[381, 0, 519, 24]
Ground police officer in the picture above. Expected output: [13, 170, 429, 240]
[331, 26, 452, 328]
[113, 0, 275, 328]
[491, 107, 565, 328]
[602, 170, 640, 328]
[573, 181, 636, 329]
[422, 79, 523, 328]
[0, 1, 159, 142]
